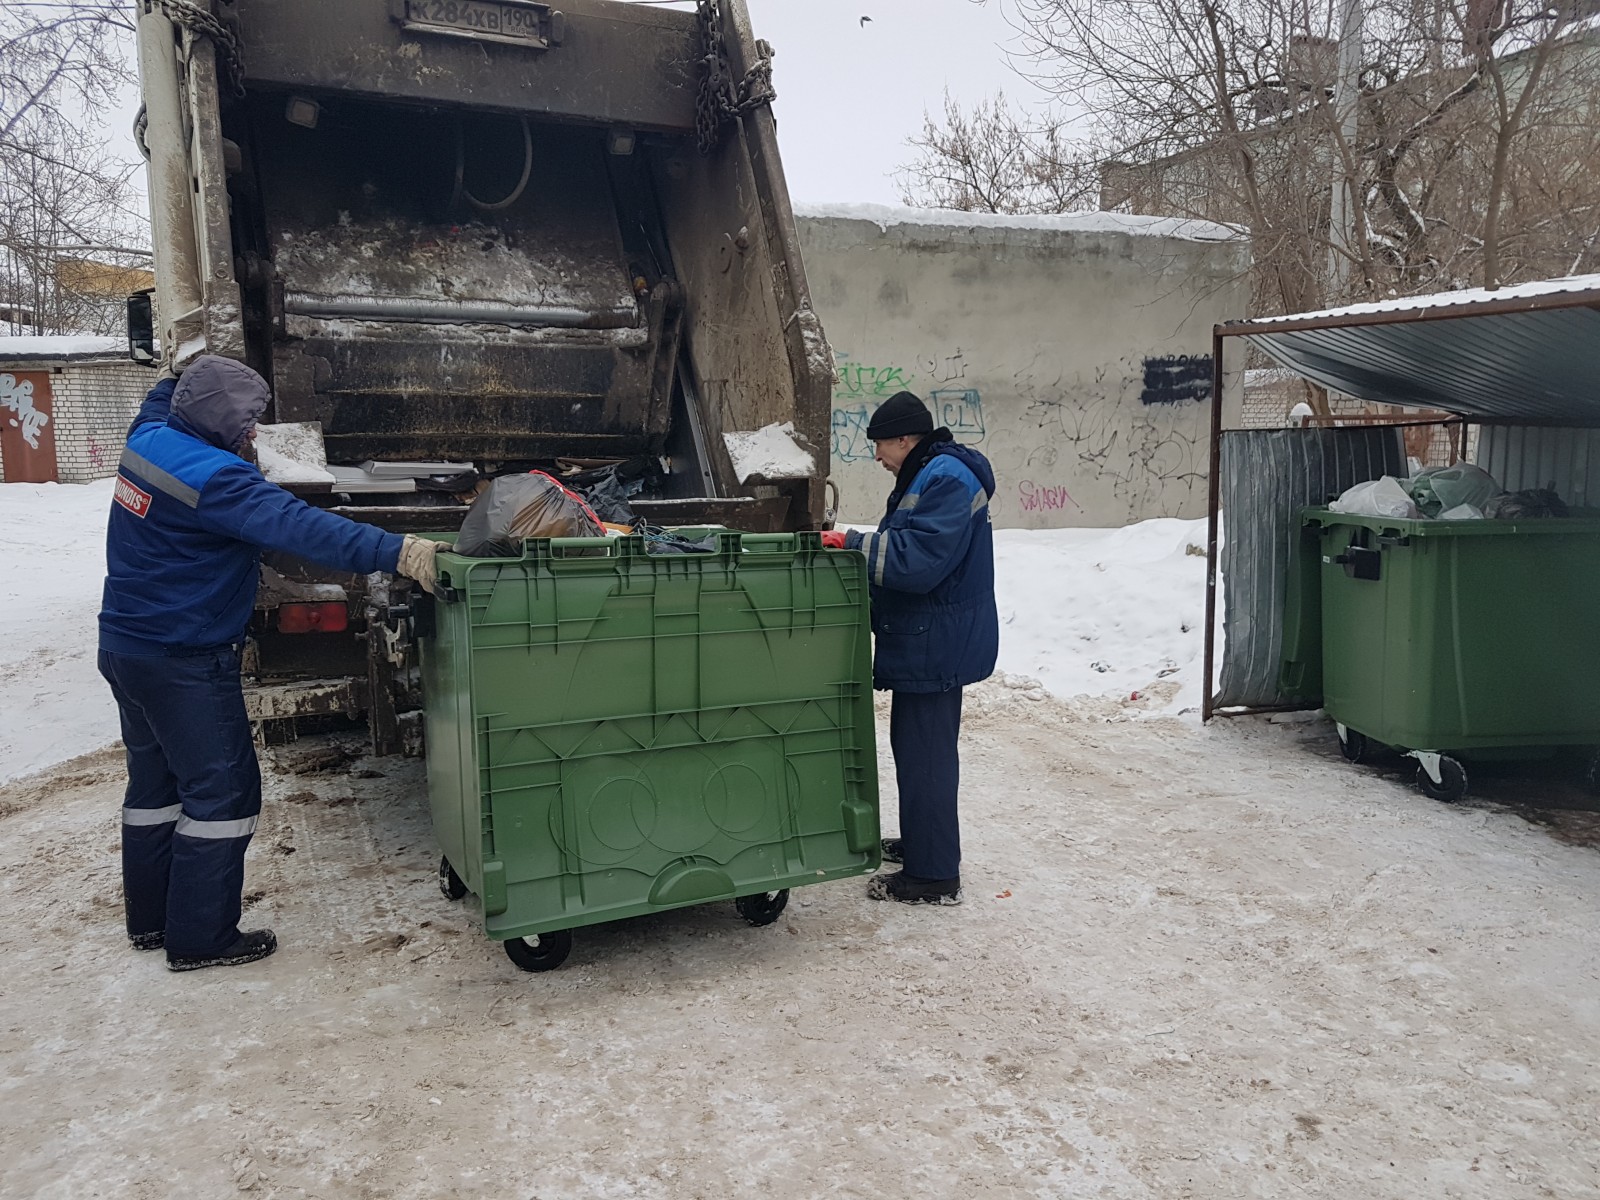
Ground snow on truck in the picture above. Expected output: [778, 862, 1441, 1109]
[130, 0, 833, 753]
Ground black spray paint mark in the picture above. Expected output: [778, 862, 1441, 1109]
[1140, 355, 1212, 406]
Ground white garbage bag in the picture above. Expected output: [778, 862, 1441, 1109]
[1439, 503, 1486, 521]
[1330, 476, 1421, 519]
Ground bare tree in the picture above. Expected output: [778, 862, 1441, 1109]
[900, 0, 1600, 311]
[1, 1, 145, 336]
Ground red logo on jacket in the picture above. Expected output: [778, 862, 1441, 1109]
[114, 475, 153, 518]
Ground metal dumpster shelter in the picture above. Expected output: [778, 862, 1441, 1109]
[1201, 273, 1600, 721]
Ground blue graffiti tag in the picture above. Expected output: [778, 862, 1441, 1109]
[831, 405, 877, 463]
[932, 388, 984, 442]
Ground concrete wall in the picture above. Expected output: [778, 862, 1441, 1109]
[794, 204, 1250, 528]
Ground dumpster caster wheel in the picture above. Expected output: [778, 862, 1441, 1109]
[504, 930, 572, 973]
[438, 855, 467, 901]
[1414, 753, 1467, 803]
[735, 890, 790, 927]
[1337, 726, 1371, 764]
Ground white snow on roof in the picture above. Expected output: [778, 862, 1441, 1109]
[1240, 273, 1600, 326]
[794, 201, 1245, 244]
[0, 335, 124, 360]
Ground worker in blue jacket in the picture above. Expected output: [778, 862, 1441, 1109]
[99, 355, 444, 971]
[823, 391, 998, 904]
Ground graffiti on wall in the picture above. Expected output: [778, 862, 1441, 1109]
[1, 373, 49, 449]
[1018, 480, 1078, 513]
[831, 353, 988, 463]
[1139, 355, 1212, 406]
[933, 388, 985, 442]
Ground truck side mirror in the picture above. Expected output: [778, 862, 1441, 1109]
[127, 290, 156, 367]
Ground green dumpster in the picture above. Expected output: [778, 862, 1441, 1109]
[418, 531, 880, 972]
[1283, 507, 1600, 801]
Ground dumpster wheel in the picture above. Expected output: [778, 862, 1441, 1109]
[504, 930, 573, 973]
[735, 889, 790, 927]
[1337, 725, 1371, 764]
[1413, 753, 1468, 803]
[438, 855, 467, 902]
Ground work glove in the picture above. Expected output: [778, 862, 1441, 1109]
[820, 530, 848, 549]
[397, 535, 449, 592]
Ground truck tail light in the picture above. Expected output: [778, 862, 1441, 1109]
[277, 602, 349, 634]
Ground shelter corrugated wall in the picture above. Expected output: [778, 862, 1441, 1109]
[1215, 427, 1406, 710]
[1477, 426, 1600, 506]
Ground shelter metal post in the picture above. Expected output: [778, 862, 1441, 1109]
[1202, 329, 1225, 722]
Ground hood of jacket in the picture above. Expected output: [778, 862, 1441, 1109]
[170, 355, 269, 452]
[930, 440, 996, 497]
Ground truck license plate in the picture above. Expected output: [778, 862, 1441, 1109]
[401, 0, 548, 48]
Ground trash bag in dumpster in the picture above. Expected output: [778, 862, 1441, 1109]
[455, 471, 605, 556]
[1485, 488, 1570, 519]
[1330, 476, 1419, 519]
[1408, 463, 1499, 516]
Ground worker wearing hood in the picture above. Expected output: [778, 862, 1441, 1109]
[99, 355, 443, 972]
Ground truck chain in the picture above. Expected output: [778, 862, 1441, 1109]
[695, 0, 776, 155]
[151, 0, 246, 98]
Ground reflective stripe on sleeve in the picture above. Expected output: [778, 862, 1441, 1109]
[899, 492, 920, 512]
[119, 449, 201, 508]
[872, 531, 888, 586]
[174, 814, 259, 839]
[971, 490, 990, 515]
[123, 804, 183, 826]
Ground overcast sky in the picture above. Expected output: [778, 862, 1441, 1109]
[101, 0, 1040, 217]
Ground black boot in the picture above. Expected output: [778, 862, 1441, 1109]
[129, 930, 165, 951]
[866, 871, 962, 905]
[880, 838, 903, 864]
[167, 929, 278, 972]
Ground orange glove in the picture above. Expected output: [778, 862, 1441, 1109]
[820, 530, 847, 549]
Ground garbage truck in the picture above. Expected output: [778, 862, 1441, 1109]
[130, 0, 834, 753]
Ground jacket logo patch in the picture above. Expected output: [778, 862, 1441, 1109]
[114, 476, 153, 518]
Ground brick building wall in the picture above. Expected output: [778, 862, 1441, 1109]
[49, 362, 154, 483]
[0, 348, 151, 484]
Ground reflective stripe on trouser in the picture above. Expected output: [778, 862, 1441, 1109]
[889, 688, 964, 880]
[98, 647, 263, 956]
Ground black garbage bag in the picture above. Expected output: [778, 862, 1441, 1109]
[582, 470, 637, 525]
[455, 471, 605, 557]
[1485, 488, 1570, 519]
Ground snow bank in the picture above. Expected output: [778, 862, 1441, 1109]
[794, 201, 1244, 244]
[722, 421, 817, 484]
[0, 480, 118, 782]
[991, 518, 1211, 718]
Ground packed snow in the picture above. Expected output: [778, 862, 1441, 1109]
[0, 335, 124, 361]
[722, 421, 819, 483]
[255, 422, 336, 486]
[0, 480, 1213, 782]
[1240, 270, 1600, 324]
[794, 200, 1244, 244]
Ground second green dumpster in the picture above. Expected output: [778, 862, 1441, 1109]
[1282, 507, 1600, 801]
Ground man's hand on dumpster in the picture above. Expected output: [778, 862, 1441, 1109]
[397, 536, 450, 592]
[821, 530, 848, 549]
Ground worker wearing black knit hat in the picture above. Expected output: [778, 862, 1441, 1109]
[865, 389, 935, 441]
[821, 391, 998, 906]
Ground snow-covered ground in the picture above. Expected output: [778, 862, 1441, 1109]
[0, 480, 1213, 783]
[0, 480, 118, 783]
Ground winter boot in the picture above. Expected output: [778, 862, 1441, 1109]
[866, 871, 962, 905]
[167, 929, 278, 972]
[880, 837, 903, 864]
[129, 930, 165, 951]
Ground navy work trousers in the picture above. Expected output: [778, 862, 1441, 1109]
[98, 647, 262, 958]
[889, 688, 964, 880]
